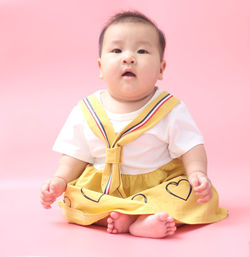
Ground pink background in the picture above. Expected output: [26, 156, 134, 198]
[0, 0, 250, 256]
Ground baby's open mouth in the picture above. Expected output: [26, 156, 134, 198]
[122, 71, 136, 77]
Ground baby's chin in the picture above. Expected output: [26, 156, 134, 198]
[111, 88, 156, 103]
[112, 94, 150, 103]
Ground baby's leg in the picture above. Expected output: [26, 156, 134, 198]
[106, 212, 138, 233]
[94, 214, 136, 232]
[106, 212, 177, 238]
[129, 213, 176, 238]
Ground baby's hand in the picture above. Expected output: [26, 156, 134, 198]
[40, 176, 67, 209]
[188, 171, 212, 203]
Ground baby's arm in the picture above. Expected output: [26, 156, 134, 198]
[40, 154, 88, 209]
[181, 144, 212, 203]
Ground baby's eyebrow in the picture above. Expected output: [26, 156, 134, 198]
[109, 40, 152, 46]
[109, 40, 123, 44]
[136, 41, 152, 46]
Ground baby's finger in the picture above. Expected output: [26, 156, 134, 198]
[41, 202, 52, 209]
[40, 194, 55, 203]
[49, 182, 59, 194]
[188, 174, 200, 188]
[40, 197, 55, 207]
[195, 186, 211, 197]
[41, 182, 50, 193]
[193, 176, 210, 192]
[197, 191, 213, 203]
[41, 190, 56, 199]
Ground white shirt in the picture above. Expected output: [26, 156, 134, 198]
[53, 88, 204, 175]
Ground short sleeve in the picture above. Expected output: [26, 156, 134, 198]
[166, 101, 204, 158]
[52, 105, 94, 163]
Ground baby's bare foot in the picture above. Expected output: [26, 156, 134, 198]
[129, 212, 176, 238]
[107, 212, 137, 234]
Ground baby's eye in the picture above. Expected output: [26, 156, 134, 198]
[137, 49, 148, 54]
[111, 48, 122, 53]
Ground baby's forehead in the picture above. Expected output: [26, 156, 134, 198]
[110, 20, 153, 27]
[107, 21, 157, 32]
[104, 22, 159, 41]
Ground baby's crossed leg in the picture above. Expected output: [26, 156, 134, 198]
[96, 212, 177, 238]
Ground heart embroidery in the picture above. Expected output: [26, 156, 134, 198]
[63, 196, 72, 207]
[165, 179, 192, 201]
[131, 193, 148, 203]
[81, 188, 105, 203]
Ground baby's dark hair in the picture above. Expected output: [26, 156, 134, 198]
[98, 11, 166, 60]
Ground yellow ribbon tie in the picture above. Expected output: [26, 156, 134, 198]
[101, 145, 124, 195]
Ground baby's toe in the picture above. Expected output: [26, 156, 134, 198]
[107, 222, 114, 233]
[112, 228, 118, 234]
[107, 217, 114, 224]
[167, 216, 174, 222]
[157, 212, 170, 222]
[110, 211, 120, 220]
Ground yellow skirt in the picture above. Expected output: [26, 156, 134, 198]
[59, 159, 228, 226]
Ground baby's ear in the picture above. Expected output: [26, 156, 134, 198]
[97, 58, 103, 79]
[159, 60, 166, 80]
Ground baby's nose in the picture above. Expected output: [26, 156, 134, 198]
[122, 53, 136, 64]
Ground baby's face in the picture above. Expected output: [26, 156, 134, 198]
[98, 22, 166, 102]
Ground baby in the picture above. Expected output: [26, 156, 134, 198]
[40, 11, 227, 238]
